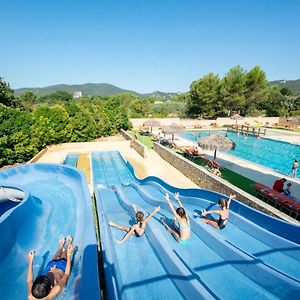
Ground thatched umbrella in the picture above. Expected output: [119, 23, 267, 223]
[231, 113, 244, 125]
[198, 134, 236, 160]
[143, 119, 161, 132]
[162, 123, 185, 142]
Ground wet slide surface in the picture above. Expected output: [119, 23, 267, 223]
[0, 164, 99, 300]
[92, 151, 300, 300]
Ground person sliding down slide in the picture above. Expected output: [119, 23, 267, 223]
[194, 194, 236, 229]
[162, 193, 190, 244]
[27, 235, 74, 300]
[109, 205, 160, 244]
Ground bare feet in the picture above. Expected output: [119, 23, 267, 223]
[116, 239, 123, 244]
[59, 237, 65, 249]
[66, 235, 73, 246]
[109, 221, 116, 227]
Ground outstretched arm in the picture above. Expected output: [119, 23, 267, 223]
[165, 194, 181, 222]
[144, 206, 160, 223]
[227, 194, 236, 208]
[194, 209, 221, 218]
[174, 192, 183, 208]
[27, 251, 34, 295]
[132, 204, 137, 214]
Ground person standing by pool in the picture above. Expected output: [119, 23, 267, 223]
[27, 235, 74, 300]
[273, 178, 287, 193]
[291, 160, 298, 178]
[162, 193, 190, 244]
[194, 194, 236, 229]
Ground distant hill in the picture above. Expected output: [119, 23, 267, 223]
[270, 79, 300, 95]
[14, 83, 139, 97]
[14, 83, 179, 99]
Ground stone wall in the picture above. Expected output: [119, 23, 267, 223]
[153, 142, 297, 223]
[120, 129, 132, 140]
[130, 139, 147, 158]
[120, 129, 147, 158]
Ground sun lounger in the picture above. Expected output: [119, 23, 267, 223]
[275, 195, 297, 209]
[290, 202, 300, 217]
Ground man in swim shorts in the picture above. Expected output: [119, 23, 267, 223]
[27, 235, 74, 299]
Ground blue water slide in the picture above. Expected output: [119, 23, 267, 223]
[0, 163, 100, 300]
[130, 182, 300, 296]
[92, 150, 300, 299]
[63, 154, 79, 167]
[93, 176, 187, 298]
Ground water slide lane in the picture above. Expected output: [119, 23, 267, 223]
[0, 164, 99, 300]
[143, 181, 300, 280]
[92, 154, 184, 300]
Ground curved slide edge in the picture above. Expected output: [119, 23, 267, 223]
[149, 181, 300, 261]
[113, 185, 216, 300]
[124, 156, 300, 245]
[130, 182, 300, 298]
[0, 186, 24, 203]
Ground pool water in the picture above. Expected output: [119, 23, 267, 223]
[181, 130, 300, 178]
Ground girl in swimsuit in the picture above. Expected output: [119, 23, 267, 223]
[194, 194, 236, 229]
[162, 193, 190, 244]
[27, 235, 74, 300]
[109, 205, 160, 244]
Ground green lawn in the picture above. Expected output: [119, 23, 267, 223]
[129, 131, 154, 149]
[273, 126, 300, 132]
[190, 156, 257, 196]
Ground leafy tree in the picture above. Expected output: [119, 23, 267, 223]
[31, 104, 71, 148]
[280, 87, 293, 96]
[244, 66, 269, 115]
[18, 91, 38, 111]
[187, 73, 220, 118]
[39, 91, 73, 103]
[0, 77, 15, 106]
[220, 66, 247, 115]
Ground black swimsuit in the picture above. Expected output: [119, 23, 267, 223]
[218, 217, 227, 229]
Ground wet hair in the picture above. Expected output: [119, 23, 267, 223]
[176, 207, 188, 222]
[31, 275, 52, 298]
[136, 211, 144, 228]
[218, 198, 228, 209]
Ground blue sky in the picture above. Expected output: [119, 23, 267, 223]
[1, 0, 300, 93]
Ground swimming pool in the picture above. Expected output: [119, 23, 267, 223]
[181, 130, 300, 178]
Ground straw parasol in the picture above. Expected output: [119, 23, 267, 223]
[198, 134, 236, 160]
[143, 119, 161, 132]
[231, 113, 244, 125]
[162, 123, 185, 142]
